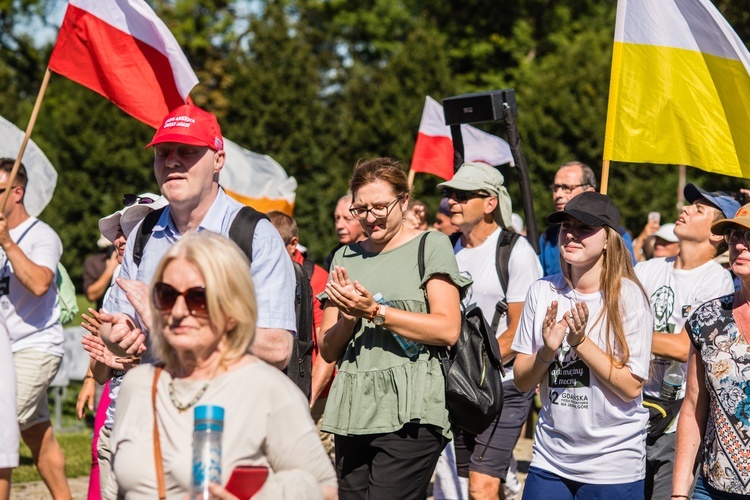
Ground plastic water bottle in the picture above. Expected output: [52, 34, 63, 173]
[659, 361, 684, 401]
[373, 293, 422, 358]
[191, 405, 224, 499]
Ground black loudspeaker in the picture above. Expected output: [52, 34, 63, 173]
[442, 89, 517, 125]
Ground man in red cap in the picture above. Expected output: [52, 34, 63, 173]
[99, 104, 296, 368]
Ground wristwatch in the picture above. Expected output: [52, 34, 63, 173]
[372, 304, 387, 326]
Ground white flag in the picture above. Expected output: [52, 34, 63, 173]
[0, 115, 57, 217]
[220, 138, 297, 214]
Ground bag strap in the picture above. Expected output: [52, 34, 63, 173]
[417, 232, 430, 284]
[418, 232, 450, 364]
[133, 207, 167, 267]
[15, 219, 39, 245]
[152, 366, 166, 500]
[227, 206, 269, 265]
[490, 229, 520, 332]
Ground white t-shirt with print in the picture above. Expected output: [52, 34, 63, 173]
[512, 275, 653, 484]
[635, 257, 734, 400]
[454, 228, 542, 380]
[3, 217, 63, 357]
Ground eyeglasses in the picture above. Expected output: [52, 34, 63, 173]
[549, 183, 589, 194]
[152, 282, 209, 318]
[123, 194, 156, 206]
[349, 197, 402, 220]
[723, 228, 750, 247]
[442, 188, 490, 203]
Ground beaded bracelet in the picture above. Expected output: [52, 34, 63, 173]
[536, 350, 553, 364]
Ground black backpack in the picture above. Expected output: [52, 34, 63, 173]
[288, 259, 315, 399]
[429, 229, 519, 436]
[133, 205, 315, 398]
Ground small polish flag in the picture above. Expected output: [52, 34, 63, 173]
[410, 96, 514, 180]
[49, 0, 199, 129]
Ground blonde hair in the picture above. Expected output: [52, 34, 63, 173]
[560, 226, 647, 368]
[149, 231, 258, 370]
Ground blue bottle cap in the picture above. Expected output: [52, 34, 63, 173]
[194, 405, 224, 423]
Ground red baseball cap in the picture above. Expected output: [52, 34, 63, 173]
[145, 104, 224, 151]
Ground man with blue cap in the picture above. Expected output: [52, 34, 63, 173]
[636, 183, 739, 500]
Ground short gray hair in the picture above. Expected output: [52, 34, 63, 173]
[559, 161, 597, 190]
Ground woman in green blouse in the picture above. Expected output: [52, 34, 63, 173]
[319, 157, 470, 500]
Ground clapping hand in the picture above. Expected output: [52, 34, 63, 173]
[116, 278, 152, 332]
[563, 301, 589, 348]
[542, 301, 589, 351]
[325, 266, 375, 320]
[542, 301, 567, 352]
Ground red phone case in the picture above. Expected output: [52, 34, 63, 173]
[225, 465, 269, 499]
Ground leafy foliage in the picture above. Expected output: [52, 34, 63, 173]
[0, 0, 748, 286]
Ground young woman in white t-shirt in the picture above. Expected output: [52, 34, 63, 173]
[512, 192, 653, 499]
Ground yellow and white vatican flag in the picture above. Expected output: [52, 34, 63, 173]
[604, 0, 750, 178]
[220, 138, 297, 215]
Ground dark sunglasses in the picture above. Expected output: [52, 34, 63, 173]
[442, 188, 490, 203]
[152, 282, 209, 318]
[123, 194, 156, 206]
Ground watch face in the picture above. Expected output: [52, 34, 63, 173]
[373, 315, 385, 326]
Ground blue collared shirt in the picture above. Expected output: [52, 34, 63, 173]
[104, 188, 296, 333]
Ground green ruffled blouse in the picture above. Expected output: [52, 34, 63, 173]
[320, 231, 471, 439]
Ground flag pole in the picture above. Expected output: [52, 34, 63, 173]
[0, 67, 52, 213]
[600, 159, 611, 195]
[407, 169, 416, 190]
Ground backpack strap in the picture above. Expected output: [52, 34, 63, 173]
[133, 206, 268, 268]
[490, 229, 520, 333]
[227, 206, 269, 265]
[133, 207, 167, 267]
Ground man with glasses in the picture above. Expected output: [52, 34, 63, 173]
[540, 161, 636, 276]
[323, 194, 365, 271]
[434, 162, 541, 500]
[100, 105, 296, 370]
[634, 184, 737, 500]
[0, 158, 70, 498]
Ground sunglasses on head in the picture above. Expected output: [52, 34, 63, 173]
[123, 194, 156, 207]
[152, 282, 209, 318]
[442, 188, 490, 203]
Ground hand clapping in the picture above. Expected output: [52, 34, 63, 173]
[325, 266, 375, 320]
[542, 301, 589, 352]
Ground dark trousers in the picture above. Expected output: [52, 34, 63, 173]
[454, 379, 534, 480]
[335, 423, 449, 500]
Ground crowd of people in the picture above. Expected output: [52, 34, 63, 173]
[1, 104, 750, 500]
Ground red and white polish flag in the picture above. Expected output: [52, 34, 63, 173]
[49, 0, 198, 129]
[410, 96, 514, 180]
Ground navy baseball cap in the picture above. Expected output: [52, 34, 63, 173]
[684, 183, 740, 219]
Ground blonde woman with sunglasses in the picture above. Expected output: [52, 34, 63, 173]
[107, 232, 337, 499]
